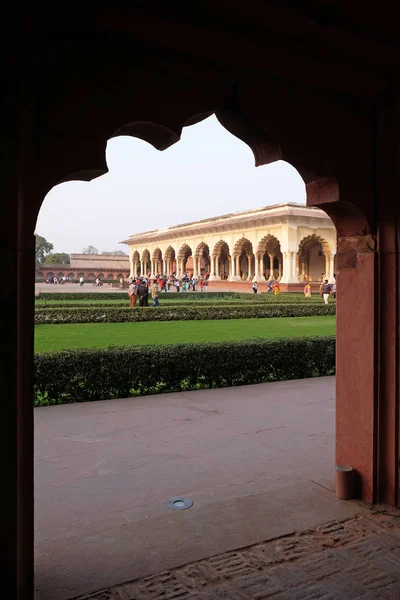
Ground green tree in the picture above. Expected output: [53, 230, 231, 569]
[82, 245, 99, 254]
[44, 253, 70, 264]
[35, 235, 53, 267]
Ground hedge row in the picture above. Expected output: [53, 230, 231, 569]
[35, 291, 320, 302]
[35, 303, 336, 324]
[35, 297, 331, 310]
[34, 336, 335, 405]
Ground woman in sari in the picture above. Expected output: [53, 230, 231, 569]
[273, 281, 280, 295]
[304, 282, 311, 297]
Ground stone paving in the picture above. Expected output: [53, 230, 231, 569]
[75, 508, 400, 600]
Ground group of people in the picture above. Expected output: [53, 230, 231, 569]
[303, 274, 337, 303]
[127, 272, 211, 307]
[252, 280, 281, 295]
[46, 275, 71, 284]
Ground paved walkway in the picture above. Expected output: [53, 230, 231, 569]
[35, 377, 362, 600]
[76, 508, 400, 599]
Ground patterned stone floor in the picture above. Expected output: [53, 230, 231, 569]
[75, 506, 400, 600]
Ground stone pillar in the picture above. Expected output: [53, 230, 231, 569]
[236, 255, 241, 279]
[278, 257, 282, 280]
[246, 255, 252, 280]
[280, 251, 297, 284]
[268, 254, 274, 280]
[329, 255, 335, 282]
[215, 255, 220, 277]
[324, 253, 330, 280]
[229, 255, 239, 281]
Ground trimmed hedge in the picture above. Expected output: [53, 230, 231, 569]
[35, 296, 331, 308]
[35, 303, 336, 324]
[34, 336, 335, 405]
[35, 291, 321, 302]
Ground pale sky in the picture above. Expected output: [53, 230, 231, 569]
[36, 115, 306, 254]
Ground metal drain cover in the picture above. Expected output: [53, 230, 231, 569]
[167, 496, 193, 510]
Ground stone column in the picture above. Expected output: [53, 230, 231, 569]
[280, 251, 298, 284]
[236, 255, 241, 279]
[215, 255, 220, 278]
[268, 254, 274, 280]
[247, 255, 252, 280]
[324, 253, 330, 280]
[228, 255, 239, 281]
[278, 257, 282, 280]
[328, 255, 335, 282]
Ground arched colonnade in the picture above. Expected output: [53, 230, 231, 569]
[127, 231, 336, 283]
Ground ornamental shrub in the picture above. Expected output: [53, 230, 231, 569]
[35, 291, 331, 302]
[34, 336, 335, 405]
[35, 303, 336, 324]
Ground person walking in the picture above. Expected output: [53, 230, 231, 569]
[273, 281, 280, 295]
[128, 279, 137, 307]
[137, 279, 149, 307]
[151, 280, 160, 307]
[321, 279, 332, 304]
[304, 282, 311, 297]
[252, 281, 258, 294]
[79, 276, 84, 286]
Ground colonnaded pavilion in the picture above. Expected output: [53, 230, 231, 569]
[122, 203, 337, 289]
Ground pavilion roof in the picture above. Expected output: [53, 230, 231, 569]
[120, 203, 333, 246]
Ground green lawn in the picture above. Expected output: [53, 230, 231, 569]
[35, 316, 336, 353]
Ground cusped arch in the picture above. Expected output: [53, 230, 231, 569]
[178, 244, 192, 259]
[257, 234, 282, 256]
[195, 242, 210, 258]
[164, 245, 176, 259]
[77, 272, 84, 279]
[57, 272, 65, 279]
[298, 234, 331, 258]
[152, 247, 162, 260]
[69, 272, 75, 279]
[97, 273, 104, 279]
[87, 273, 95, 280]
[132, 250, 140, 261]
[107, 273, 114, 280]
[141, 249, 150, 262]
[233, 238, 253, 256]
[212, 240, 231, 257]
[46, 272, 54, 280]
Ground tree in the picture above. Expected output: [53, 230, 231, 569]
[101, 250, 127, 256]
[35, 235, 53, 266]
[82, 245, 99, 254]
[44, 253, 70, 264]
